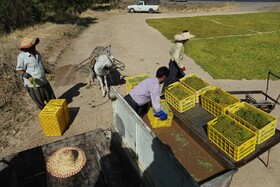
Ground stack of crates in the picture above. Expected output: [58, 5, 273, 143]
[165, 82, 195, 113]
[125, 74, 149, 93]
[46, 99, 70, 125]
[227, 102, 277, 144]
[39, 99, 70, 136]
[179, 74, 211, 103]
[147, 100, 173, 128]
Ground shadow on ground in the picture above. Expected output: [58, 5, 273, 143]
[58, 83, 87, 105]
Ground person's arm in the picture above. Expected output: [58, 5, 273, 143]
[172, 43, 185, 69]
[150, 84, 167, 120]
[150, 84, 161, 112]
[16, 69, 25, 76]
[15, 54, 34, 82]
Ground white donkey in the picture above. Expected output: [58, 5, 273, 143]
[88, 45, 116, 97]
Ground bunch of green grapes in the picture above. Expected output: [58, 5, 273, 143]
[128, 75, 149, 83]
[182, 76, 208, 91]
[30, 78, 37, 89]
[204, 89, 237, 107]
[235, 107, 271, 129]
[196, 156, 214, 173]
[169, 84, 190, 100]
[213, 115, 254, 146]
[160, 102, 171, 116]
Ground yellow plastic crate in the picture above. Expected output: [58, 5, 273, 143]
[201, 87, 240, 117]
[126, 74, 149, 93]
[47, 99, 70, 125]
[179, 74, 211, 103]
[208, 115, 257, 161]
[227, 102, 277, 144]
[165, 82, 195, 113]
[39, 106, 67, 136]
[147, 100, 174, 128]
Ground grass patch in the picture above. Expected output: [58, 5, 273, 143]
[146, 12, 280, 79]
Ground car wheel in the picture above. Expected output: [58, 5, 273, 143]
[129, 8, 135, 13]
[148, 8, 154, 13]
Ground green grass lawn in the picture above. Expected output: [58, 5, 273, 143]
[146, 12, 280, 80]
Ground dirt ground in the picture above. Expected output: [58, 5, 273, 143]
[1, 1, 280, 186]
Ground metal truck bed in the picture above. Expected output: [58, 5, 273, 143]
[111, 87, 237, 187]
[172, 105, 280, 168]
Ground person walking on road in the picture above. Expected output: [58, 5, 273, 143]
[15, 37, 56, 110]
[162, 30, 195, 94]
[124, 66, 170, 120]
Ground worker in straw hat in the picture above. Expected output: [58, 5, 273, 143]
[161, 30, 195, 94]
[15, 37, 56, 110]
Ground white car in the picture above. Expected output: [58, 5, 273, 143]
[127, 1, 159, 13]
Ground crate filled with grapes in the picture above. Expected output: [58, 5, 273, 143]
[201, 87, 240, 117]
[207, 115, 256, 161]
[227, 102, 277, 144]
[165, 82, 195, 113]
[148, 100, 174, 128]
[180, 74, 211, 103]
[125, 74, 149, 93]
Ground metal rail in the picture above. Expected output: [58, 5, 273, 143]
[228, 71, 280, 113]
[266, 71, 280, 102]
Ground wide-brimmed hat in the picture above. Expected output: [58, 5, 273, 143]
[174, 31, 195, 41]
[19, 37, 40, 50]
[46, 146, 87, 178]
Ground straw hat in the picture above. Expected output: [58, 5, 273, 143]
[20, 37, 40, 50]
[46, 146, 87, 178]
[174, 31, 195, 41]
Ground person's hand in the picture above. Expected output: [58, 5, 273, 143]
[155, 110, 168, 120]
[28, 77, 34, 83]
[28, 77, 36, 88]
[22, 72, 36, 87]
[181, 66, 186, 71]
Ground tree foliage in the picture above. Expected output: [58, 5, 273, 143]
[0, 0, 38, 33]
[0, 0, 108, 34]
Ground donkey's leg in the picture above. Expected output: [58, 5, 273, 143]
[97, 75, 106, 97]
[104, 74, 109, 93]
[105, 73, 114, 99]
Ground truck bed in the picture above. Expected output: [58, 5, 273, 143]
[171, 104, 280, 167]
[110, 87, 280, 186]
[143, 114, 227, 183]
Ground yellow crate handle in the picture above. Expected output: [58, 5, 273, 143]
[167, 84, 175, 89]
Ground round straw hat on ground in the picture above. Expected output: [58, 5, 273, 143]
[46, 146, 87, 178]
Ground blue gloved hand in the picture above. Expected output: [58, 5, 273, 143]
[155, 110, 168, 120]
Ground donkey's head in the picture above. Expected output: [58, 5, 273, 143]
[105, 45, 117, 69]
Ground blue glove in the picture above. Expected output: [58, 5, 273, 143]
[155, 110, 168, 121]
